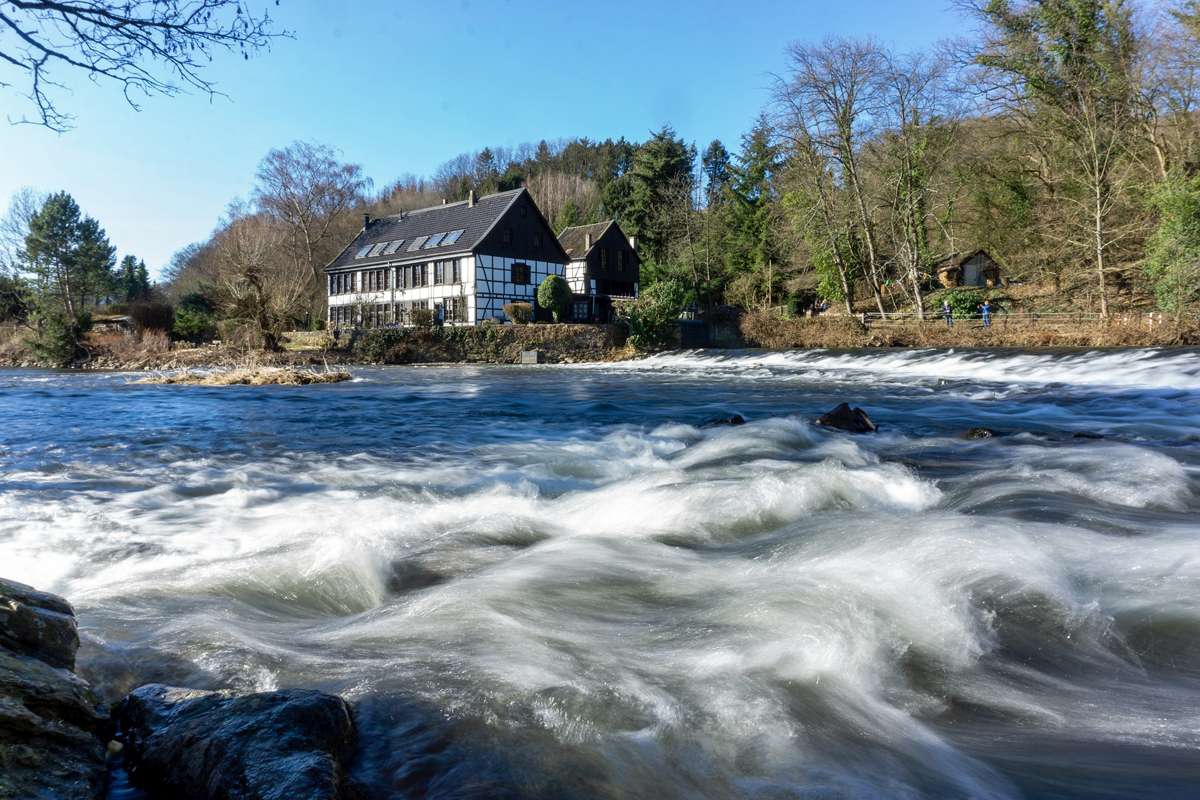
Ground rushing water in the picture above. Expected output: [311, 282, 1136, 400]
[2, 348, 1200, 799]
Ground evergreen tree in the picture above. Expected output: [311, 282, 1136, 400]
[701, 140, 732, 207]
[728, 117, 782, 305]
[24, 192, 115, 318]
[117, 254, 152, 301]
[21, 192, 114, 362]
[623, 126, 697, 267]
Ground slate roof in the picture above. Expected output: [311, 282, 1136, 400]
[557, 221, 614, 261]
[325, 188, 526, 271]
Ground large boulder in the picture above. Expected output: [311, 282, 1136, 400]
[117, 684, 357, 800]
[0, 577, 80, 670]
[816, 403, 878, 434]
[0, 579, 107, 800]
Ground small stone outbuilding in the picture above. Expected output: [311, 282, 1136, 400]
[935, 250, 1002, 288]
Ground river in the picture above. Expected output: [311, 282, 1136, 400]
[2, 348, 1199, 799]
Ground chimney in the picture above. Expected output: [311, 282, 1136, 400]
[362, 213, 371, 230]
[628, 235, 637, 252]
[584, 232, 593, 250]
[467, 189, 477, 208]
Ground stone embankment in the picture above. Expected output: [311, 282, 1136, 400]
[0, 578, 359, 800]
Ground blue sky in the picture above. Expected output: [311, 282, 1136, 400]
[0, 0, 964, 275]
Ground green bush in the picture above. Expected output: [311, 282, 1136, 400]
[939, 289, 987, 318]
[0, 274, 30, 323]
[537, 275, 571, 322]
[503, 301, 533, 324]
[30, 308, 89, 366]
[1145, 174, 1200, 313]
[411, 307, 435, 328]
[615, 279, 686, 350]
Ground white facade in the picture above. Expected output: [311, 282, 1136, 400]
[328, 255, 477, 326]
[327, 253, 569, 326]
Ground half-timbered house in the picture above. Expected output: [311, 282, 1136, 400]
[557, 220, 640, 323]
[324, 187, 569, 327]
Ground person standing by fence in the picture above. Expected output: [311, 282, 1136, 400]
[980, 300, 992, 328]
[942, 300, 954, 329]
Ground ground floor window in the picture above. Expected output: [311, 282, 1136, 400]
[445, 296, 467, 323]
[573, 300, 589, 322]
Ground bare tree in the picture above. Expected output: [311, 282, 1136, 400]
[211, 204, 308, 350]
[777, 38, 890, 315]
[963, 0, 1145, 318]
[0, 187, 46, 273]
[252, 142, 370, 323]
[525, 170, 602, 230]
[874, 50, 960, 318]
[0, 0, 285, 131]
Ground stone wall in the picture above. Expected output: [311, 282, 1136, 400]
[352, 324, 627, 365]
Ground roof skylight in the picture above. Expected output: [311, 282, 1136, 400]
[442, 229, 465, 246]
[354, 245, 373, 259]
[383, 240, 405, 255]
[367, 242, 388, 257]
[408, 235, 429, 252]
[423, 232, 447, 248]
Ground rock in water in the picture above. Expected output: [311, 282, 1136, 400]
[0, 577, 80, 670]
[0, 578, 107, 800]
[701, 414, 746, 428]
[118, 684, 356, 800]
[964, 427, 998, 440]
[816, 403, 877, 434]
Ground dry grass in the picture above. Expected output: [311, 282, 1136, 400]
[138, 366, 352, 386]
[740, 309, 1200, 349]
[87, 329, 171, 362]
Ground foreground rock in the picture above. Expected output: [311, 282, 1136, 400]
[964, 427, 998, 440]
[118, 684, 356, 800]
[0, 578, 80, 670]
[137, 367, 352, 386]
[816, 403, 878, 434]
[0, 578, 107, 800]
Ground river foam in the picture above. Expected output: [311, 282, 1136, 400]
[1, 353, 1198, 798]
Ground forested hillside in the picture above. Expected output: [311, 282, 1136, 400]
[3, 0, 1200, 360]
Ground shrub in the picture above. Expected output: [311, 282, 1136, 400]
[503, 301, 533, 324]
[615, 279, 687, 350]
[30, 308, 90, 366]
[537, 275, 571, 322]
[0, 274, 29, 323]
[939, 289, 987, 318]
[411, 307, 435, 328]
[173, 306, 217, 343]
[125, 301, 174, 333]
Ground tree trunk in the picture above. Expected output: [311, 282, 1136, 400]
[1094, 186, 1109, 320]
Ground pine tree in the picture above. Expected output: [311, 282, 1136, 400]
[623, 126, 697, 267]
[728, 117, 781, 306]
[701, 140, 732, 207]
[21, 192, 114, 362]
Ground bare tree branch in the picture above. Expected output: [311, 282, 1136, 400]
[0, 0, 288, 131]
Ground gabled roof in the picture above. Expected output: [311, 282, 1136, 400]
[325, 188, 526, 271]
[557, 221, 614, 260]
[934, 249, 996, 273]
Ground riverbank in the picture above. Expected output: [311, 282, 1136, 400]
[0, 323, 631, 370]
[739, 309, 1200, 348]
[2, 315, 1197, 372]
